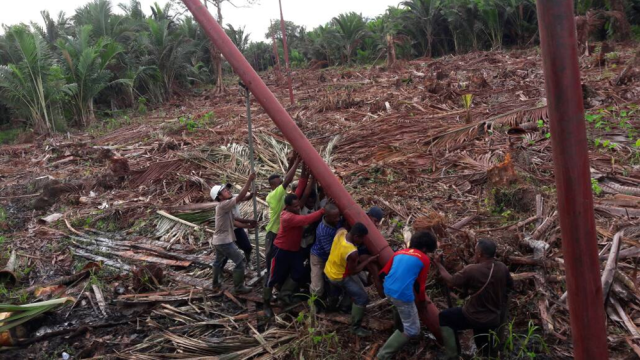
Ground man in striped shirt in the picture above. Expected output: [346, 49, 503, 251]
[309, 203, 342, 298]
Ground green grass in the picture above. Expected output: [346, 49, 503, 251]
[0, 128, 21, 144]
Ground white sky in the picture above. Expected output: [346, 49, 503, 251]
[0, 0, 401, 41]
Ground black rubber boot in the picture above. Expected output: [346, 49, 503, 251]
[263, 286, 274, 318]
[277, 277, 298, 305]
[212, 266, 222, 290]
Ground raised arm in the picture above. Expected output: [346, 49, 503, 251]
[283, 156, 301, 189]
[237, 173, 256, 204]
[295, 166, 309, 198]
[298, 176, 316, 208]
[238, 192, 254, 202]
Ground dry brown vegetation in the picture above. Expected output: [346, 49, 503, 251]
[0, 42, 639, 359]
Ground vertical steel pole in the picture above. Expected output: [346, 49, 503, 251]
[278, 0, 295, 105]
[536, 1, 608, 359]
[245, 87, 261, 274]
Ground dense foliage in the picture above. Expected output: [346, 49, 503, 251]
[0, 0, 638, 132]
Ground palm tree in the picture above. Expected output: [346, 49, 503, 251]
[332, 12, 368, 64]
[73, 0, 129, 42]
[444, 0, 484, 53]
[32, 11, 73, 48]
[0, 26, 64, 133]
[57, 25, 130, 126]
[475, 0, 505, 49]
[144, 18, 191, 100]
[308, 24, 339, 66]
[225, 24, 250, 53]
[401, 0, 445, 57]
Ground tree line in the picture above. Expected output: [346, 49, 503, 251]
[0, 0, 638, 133]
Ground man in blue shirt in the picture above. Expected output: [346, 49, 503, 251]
[377, 231, 438, 359]
[309, 203, 342, 298]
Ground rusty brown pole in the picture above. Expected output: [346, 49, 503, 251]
[536, 1, 608, 359]
[278, 0, 295, 105]
[180, 0, 441, 343]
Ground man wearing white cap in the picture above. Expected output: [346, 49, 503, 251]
[210, 173, 256, 294]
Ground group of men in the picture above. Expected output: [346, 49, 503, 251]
[209, 153, 513, 360]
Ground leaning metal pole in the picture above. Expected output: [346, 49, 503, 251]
[180, 0, 441, 342]
[536, 1, 608, 359]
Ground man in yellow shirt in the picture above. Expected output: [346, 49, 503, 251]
[325, 223, 379, 337]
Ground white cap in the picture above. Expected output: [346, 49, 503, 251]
[210, 183, 232, 200]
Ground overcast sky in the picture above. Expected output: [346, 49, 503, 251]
[0, 0, 401, 41]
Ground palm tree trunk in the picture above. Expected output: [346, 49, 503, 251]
[386, 34, 396, 67]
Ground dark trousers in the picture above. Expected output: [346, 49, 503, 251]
[220, 228, 253, 268]
[264, 231, 277, 285]
[439, 307, 500, 357]
[266, 245, 304, 288]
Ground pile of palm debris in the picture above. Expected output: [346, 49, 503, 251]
[0, 43, 639, 359]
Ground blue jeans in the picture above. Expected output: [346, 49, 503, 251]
[212, 242, 246, 271]
[389, 297, 420, 337]
[330, 274, 369, 306]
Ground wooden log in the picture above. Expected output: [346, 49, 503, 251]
[599, 247, 640, 261]
[165, 270, 215, 291]
[595, 205, 640, 218]
[450, 215, 477, 230]
[611, 295, 640, 337]
[602, 230, 624, 302]
[72, 249, 131, 271]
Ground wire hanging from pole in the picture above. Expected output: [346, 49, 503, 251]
[239, 81, 261, 274]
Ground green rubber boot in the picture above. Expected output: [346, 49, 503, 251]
[232, 269, 251, 294]
[350, 304, 372, 337]
[212, 266, 222, 290]
[277, 277, 298, 305]
[441, 326, 459, 360]
[263, 286, 274, 318]
[377, 330, 409, 360]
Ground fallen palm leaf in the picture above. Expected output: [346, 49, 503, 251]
[424, 105, 549, 148]
[0, 297, 75, 334]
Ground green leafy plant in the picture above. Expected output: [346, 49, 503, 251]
[462, 94, 473, 123]
[483, 320, 549, 359]
[137, 97, 148, 114]
[591, 178, 602, 196]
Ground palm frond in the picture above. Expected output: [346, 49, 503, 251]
[425, 105, 549, 149]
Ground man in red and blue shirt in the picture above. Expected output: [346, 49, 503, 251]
[377, 231, 438, 360]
